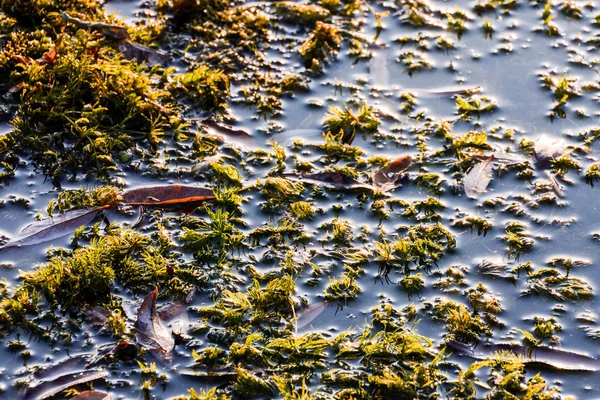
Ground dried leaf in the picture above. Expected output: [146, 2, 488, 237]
[0, 206, 108, 251]
[464, 157, 495, 198]
[117, 41, 170, 66]
[200, 118, 252, 139]
[121, 185, 215, 207]
[135, 288, 175, 354]
[71, 391, 112, 400]
[20, 358, 108, 400]
[372, 155, 412, 191]
[280, 172, 374, 190]
[447, 339, 600, 371]
[100, 26, 130, 40]
[297, 301, 329, 329]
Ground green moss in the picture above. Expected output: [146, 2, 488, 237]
[173, 65, 230, 112]
[323, 103, 380, 144]
[6, 30, 177, 180]
[275, 2, 331, 23]
[289, 201, 314, 220]
[300, 21, 342, 71]
[260, 177, 304, 203]
[47, 185, 121, 214]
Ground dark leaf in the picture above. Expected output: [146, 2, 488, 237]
[121, 185, 215, 208]
[117, 41, 170, 66]
[0, 206, 108, 251]
[200, 118, 252, 140]
[447, 340, 600, 371]
[372, 155, 412, 191]
[135, 288, 175, 354]
[100, 26, 130, 40]
[280, 172, 374, 191]
[464, 156, 495, 199]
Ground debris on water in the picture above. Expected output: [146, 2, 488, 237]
[464, 156, 495, 198]
[0, 206, 109, 251]
[372, 155, 412, 191]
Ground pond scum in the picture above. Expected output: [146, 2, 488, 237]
[2, 0, 600, 398]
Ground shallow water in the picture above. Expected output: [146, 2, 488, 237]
[3, 0, 600, 398]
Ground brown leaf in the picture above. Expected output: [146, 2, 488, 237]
[121, 185, 215, 208]
[464, 156, 495, 199]
[100, 26, 130, 40]
[372, 155, 412, 191]
[135, 288, 175, 354]
[71, 390, 112, 400]
[0, 206, 109, 251]
[117, 41, 170, 66]
[200, 118, 253, 140]
[280, 172, 374, 191]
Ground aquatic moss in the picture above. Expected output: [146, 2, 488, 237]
[275, 2, 331, 24]
[7, 30, 177, 180]
[173, 65, 230, 113]
[323, 103, 380, 144]
[289, 201, 314, 220]
[47, 185, 121, 214]
[300, 21, 342, 71]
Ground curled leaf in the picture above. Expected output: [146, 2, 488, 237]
[372, 155, 412, 191]
[135, 288, 175, 354]
[464, 156, 495, 199]
[0, 206, 109, 251]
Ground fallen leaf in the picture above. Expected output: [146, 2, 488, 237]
[117, 41, 170, 66]
[372, 155, 412, 191]
[121, 185, 215, 208]
[71, 390, 112, 400]
[135, 287, 175, 354]
[200, 118, 252, 140]
[0, 206, 109, 251]
[464, 156, 495, 199]
[100, 26, 130, 40]
[447, 339, 600, 372]
[19, 356, 108, 400]
[297, 300, 329, 329]
[488, 151, 528, 165]
[280, 172, 374, 191]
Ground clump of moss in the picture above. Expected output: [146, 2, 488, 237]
[173, 65, 230, 112]
[260, 177, 304, 203]
[585, 162, 600, 187]
[7, 30, 177, 180]
[275, 2, 331, 23]
[47, 185, 121, 214]
[323, 103, 380, 143]
[300, 21, 342, 71]
[290, 201, 314, 220]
